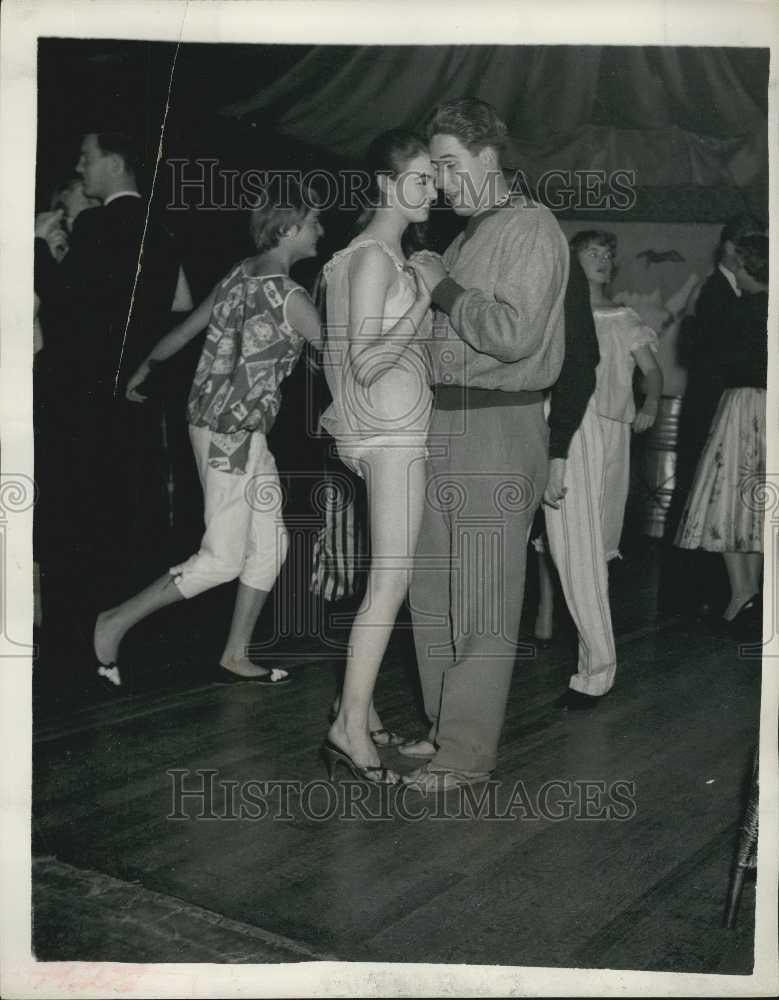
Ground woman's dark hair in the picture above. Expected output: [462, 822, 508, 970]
[355, 128, 431, 253]
[734, 233, 769, 285]
[249, 176, 322, 253]
[425, 98, 508, 155]
[570, 229, 618, 258]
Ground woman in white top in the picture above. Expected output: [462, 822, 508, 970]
[320, 129, 436, 784]
[575, 230, 663, 560]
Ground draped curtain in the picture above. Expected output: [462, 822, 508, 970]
[220, 45, 768, 190]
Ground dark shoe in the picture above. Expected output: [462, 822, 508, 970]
[518, 630, 553, 651]
[727, 596, 762, 640]
[212, 665, 291, 686]
[321, 739, 400, 785]
[556, 689, 603, 711]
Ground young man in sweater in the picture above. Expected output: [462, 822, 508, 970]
[402, 99, 568, 792]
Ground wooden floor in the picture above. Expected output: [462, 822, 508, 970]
[32, 543, 760, 971]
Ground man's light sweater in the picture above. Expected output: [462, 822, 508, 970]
[429, 200, 569, 392]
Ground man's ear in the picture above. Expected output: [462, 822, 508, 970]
[108, 153, 125, 177]
[478, 145, 498, 170]
[280, 223, 301, 241]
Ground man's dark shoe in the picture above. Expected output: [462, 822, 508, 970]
[556, 689, 603, 711]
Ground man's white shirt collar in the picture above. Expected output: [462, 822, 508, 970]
[104, 190, 142, 206]
[718, 263, 741, 297]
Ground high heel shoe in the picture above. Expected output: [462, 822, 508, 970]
[328, 702, 408, 748]
[727, 595, 762, 639]
[321, 740, 400, 785]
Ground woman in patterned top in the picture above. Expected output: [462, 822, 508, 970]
[92, 180, 323, 689]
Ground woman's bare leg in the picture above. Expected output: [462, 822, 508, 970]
[331, 691, 386, 735]
[220, 583, 273, 677]
[722, 551, 760, 620]
[328, 449, 425, 768]
[94, 572, 184, 664]
[745, 552, 763, 597]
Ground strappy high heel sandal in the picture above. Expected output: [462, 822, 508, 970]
[321, 740, 400, 785]
[328, 699, 408, 748]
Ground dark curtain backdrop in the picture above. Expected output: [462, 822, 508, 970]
[37, 41, 769, 234]
[221, 45, 768, 193]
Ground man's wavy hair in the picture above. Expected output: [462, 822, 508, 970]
[425, 98, 508, 155]
[92, 132, 144, 180]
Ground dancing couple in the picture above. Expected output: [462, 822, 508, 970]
[323, 98, 569, 792]
[93, 98, 570, 796]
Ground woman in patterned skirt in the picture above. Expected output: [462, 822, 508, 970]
[675, 234, 768, 634]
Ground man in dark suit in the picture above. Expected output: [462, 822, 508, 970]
[34, 132, 190, 674]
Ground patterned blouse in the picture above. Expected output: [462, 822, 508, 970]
[187, 261, 307, 474]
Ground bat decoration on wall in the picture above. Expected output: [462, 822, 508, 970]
[636, 249, 686, 267]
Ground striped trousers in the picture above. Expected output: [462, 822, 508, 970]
[544, 398, 617, 697]
[310, 451, 369, 602]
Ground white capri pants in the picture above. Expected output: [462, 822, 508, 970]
[170, 425, 289, 599]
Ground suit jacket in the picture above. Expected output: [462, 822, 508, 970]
[35, 194, 180, 404]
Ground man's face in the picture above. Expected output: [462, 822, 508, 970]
[76, 134, 112, 201]
[429, 134, 490, 216]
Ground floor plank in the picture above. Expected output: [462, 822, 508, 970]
[32, 544, 761, 969]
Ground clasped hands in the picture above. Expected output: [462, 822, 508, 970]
[406, 250, 447, 298]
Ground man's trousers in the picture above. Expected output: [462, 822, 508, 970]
[408, 396, 548, 774]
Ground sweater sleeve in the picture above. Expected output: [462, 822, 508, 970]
[547, 254, 600, 460]
[431, 209, 568, 363]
